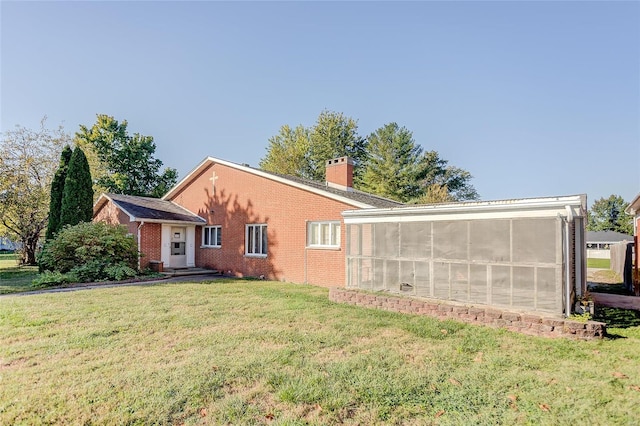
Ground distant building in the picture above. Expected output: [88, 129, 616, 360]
[0, 237, 19, 251]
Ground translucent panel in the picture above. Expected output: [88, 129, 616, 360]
[512, 218, 557, 264]
[320, 223, 330, 245]
[536, 267, 558, 312]
[400, 222, 431, 258]
[470, 264, 487, 304]
[385, 260, 400, 292]
[360, 258, 373, 290]
[372, 259, 385, 291]
[310, 223, 319, 245]
[331, 224, 340, 246]
[470, 220, 510, 262]
[433, 221, 468, 260]
[347, 258, 358, 288]
[450, 263, 469, 302]
[512, 266, 535, 310]
[491, 265, 511, 307]
[374, 223, 399, 258]
[347, 224, 360, 256]
[362, 224, 373, 257]
[433, 262, 450, 299]
[398, 261, 416, 294]
[261, 227, 267, 254]
[415, 261, 430, 297]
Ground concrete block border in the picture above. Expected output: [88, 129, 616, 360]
[329, 288, 606, 339]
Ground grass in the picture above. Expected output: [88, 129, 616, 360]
[1, 281, 640, 425]
[0, 253, 38, 295]
[587, 258, 611, 269]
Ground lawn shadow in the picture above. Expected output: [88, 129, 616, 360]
[592, 306, 640, 337]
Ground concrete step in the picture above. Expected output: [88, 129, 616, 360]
[161, 267, 222, 277]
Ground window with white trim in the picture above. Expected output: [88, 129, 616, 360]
[307, 221, 340, 248]
[202, 226, 221, 247]
[246, 224, 267, 256]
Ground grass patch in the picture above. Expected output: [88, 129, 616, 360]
[587, 258, 611, 269]
[0, 253, 39, 295]
[1, 281, 640, 424]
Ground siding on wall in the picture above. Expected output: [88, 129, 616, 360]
[167, 162, 359, 287]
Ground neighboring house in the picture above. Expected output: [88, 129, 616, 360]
[93, 156, 400, 287]
[625, 193, 640, 287]
[0, 237, 19, 251]
[586, 230, 633, 259]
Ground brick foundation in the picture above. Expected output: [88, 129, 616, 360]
[329, 288, 606, 339]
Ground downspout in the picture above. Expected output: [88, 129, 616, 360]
[564, 206, 574, 317]
[137, 221, 145, 271]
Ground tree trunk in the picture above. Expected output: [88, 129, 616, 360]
[21, 233, 40, 265]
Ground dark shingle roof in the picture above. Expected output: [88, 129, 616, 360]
[106, 193, 205, 223]
[586, 230, 633, 243]
[265, 172, 404, 209]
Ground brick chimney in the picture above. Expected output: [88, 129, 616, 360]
[325, 157, 354, 191]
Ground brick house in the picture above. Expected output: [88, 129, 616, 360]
[625, 193, 640, 292]
[93, 156, 400, 287]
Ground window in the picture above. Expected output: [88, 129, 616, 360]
[202, 226, 222, 247]
[246, 224, 267, 256]
[307, 221, 340, 248]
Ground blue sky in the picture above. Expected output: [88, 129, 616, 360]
[2, 1, 638, 205]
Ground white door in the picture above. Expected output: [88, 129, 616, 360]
[170, 227, 187, 268]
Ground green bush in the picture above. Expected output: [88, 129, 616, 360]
[32, 271, 76, 288]
[39, 222, 139, 282]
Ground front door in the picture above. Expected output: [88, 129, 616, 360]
[170, 227, 187, 268]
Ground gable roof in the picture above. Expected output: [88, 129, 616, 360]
[94, 193, 206, 224]
[162, 156, 403, 209]
[625, 193, 640, 216]
[586, 230, 633, 243]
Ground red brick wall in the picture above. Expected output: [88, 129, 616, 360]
[329, 288, 606, 339]
[93, 200, 162, 270]
[167, 162, 357, 287]
[139, 223, 162, 270]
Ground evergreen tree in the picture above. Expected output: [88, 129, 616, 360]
[45, 145, 73, 240]
[60, 146, 94, 228]
[359, 123, 424, 202]
[587, 195, 633, 235]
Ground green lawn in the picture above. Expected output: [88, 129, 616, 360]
[0, 253, 38, 295]
[587, 258, 611, 269]
[1, 281, 639, 425]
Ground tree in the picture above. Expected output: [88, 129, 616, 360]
[59, 146, 94, 228]
[411, 151, 479, 203]
[45, 145, 73, 241]
[587, 195, 633, 235]
[259, 125, 312, 178]
[0, 118, 70, 264]
[308, 110, 368, 183]
[75, 114, 177, 197]
[359, 123, 424, 202]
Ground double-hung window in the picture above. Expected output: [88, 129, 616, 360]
[246, 224, 267, 256]
[307, 221, 340, 248]
[202, 226, 221, 247]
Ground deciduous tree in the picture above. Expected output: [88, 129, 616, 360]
[0, 118, 69, 264]
[59, 146, 94, 228]
[259, 125, 312, 178]
[75, 114, 177, 197]
[587, 195, 633, 235]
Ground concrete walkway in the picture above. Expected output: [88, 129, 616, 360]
[0, 274, 224, 298]
[591, 292, 640, 311]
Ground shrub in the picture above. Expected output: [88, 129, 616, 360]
[39, 222, 139, 282]
[32, 271, 75, 288]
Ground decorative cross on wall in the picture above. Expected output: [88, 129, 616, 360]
[209, 171, 218, 192]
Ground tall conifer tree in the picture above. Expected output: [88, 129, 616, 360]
[45, 145, 73, 240]
[59, 146, 94, 228]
